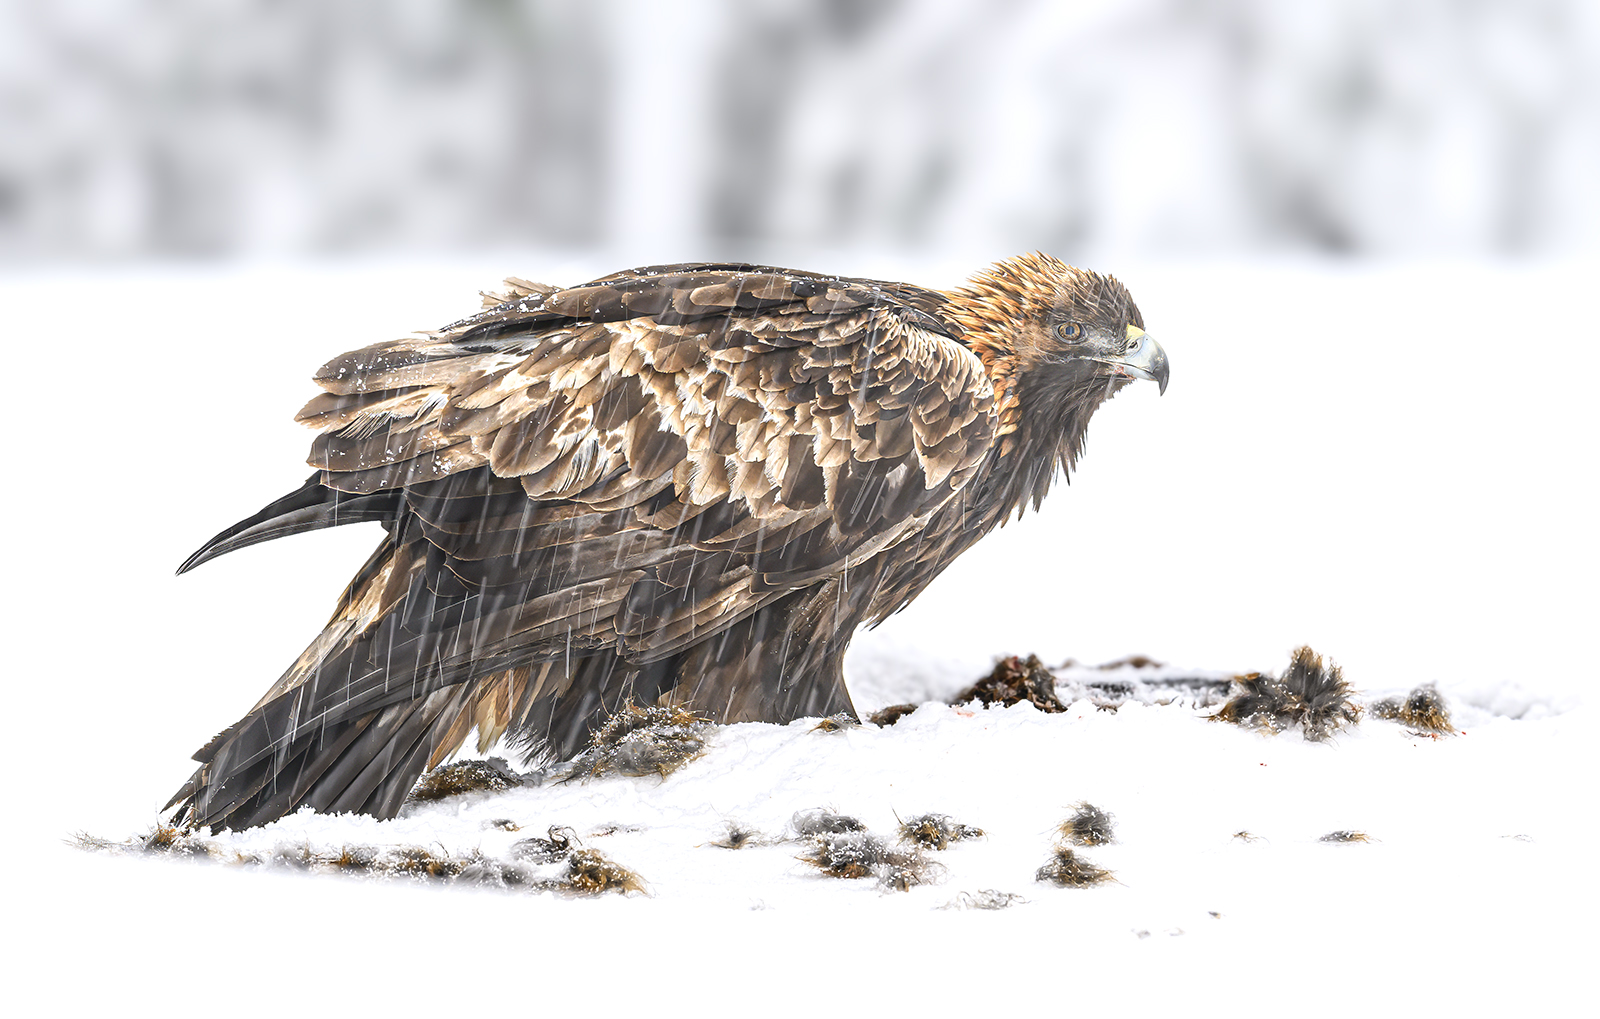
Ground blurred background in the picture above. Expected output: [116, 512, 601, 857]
[4, 0, 1599, 263]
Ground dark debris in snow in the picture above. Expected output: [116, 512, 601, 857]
[564, 848, 648, 895]
[897, 813, 985, 850]
[1211, 646, 1361, 741]
[790, 808, 867, 837]
[71, 825, 213, 859]
[798, 831, 884, 879]
[866, 703, 920, 726]
[511, 825, 579, 863]
[797, 830, 943, 892]
[1318, 830, 1374, 843]
[946, 652, 1232, 715]
[710, 822, 777, 850]
[1371, 685, 1454, 733]
[72, 824, 645, 896]
[954, 654, 1068, 712]
[408, 757, 522, 803]
[560, 702, 715, 780]
[1035, 846, 1115, 888]
[1059, 802, 1116, 846]
[1095, 655, 1163, 670]
[811, 713, 861, 733]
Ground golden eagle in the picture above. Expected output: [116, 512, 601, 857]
[167, 254, 1168, 829]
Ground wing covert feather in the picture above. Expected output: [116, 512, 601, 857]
[295, 265, 998, 664]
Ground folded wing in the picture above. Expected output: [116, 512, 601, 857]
[174, 265, 999, 825]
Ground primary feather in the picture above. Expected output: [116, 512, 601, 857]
[167, 255, 1167, 829]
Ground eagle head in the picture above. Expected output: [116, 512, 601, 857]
[945, 251, 1168, 402]
[942, 252, 1170, 506]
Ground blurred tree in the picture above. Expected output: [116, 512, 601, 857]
[0, 0, 1595, 260]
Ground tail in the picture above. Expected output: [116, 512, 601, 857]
[166, 526, 502, 830]
[177, 473, 403, 575]
[165, 475, 861, 830]
[165, 681, 481, 829]
[168, 477, 456, 829]
[165, 478, 633, 829]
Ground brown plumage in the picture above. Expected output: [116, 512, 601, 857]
[166, 254, 1169, 830]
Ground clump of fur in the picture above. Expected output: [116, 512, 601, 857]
[1318, 830, 1374, 843]
[710, 822, 775, 850]
[68, 832, 124, 853]
[142, 825, 188, 852]
[72, 822, 643, 895]
[408, 758, 521, 802]
[481, 818, 521, 831]
[897, 813, 985, 850]
[1211, 646, 1361, 741]
[511, 826, 578, 863]
[799, 831, 884, 879]
[1035, 846, 1114, 887]
[71, 825, 215, 859]
[938, 889, 1028, 910]
[798, 831, 942, 891]
[953, 654, 1067, 712]
[144, 825, 210, 857]
[790, 808, 867, 837]
[497, 826, 646, 894]
[563, 702, 714, 780]
[1060, 803, 1116, 846]
[876, 849, 943, 892]
[866, 703, 920, 726]
[1232, 830, 1262, 843]
[1371, 685, 1454, 733]
[385, 845, 468, 878]
[811, 713, 861, 733]
[564, 848, 647, 895]
[1034, 808, 1116, 888]
[454, 854, 539, 889]
[379, 830, 643, 895]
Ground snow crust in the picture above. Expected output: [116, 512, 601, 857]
[138, 694, 1587, 913]
[40, 695, 1598, 1013]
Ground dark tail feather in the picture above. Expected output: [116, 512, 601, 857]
[177, 474, 403, 575]
[167, 684, 474, 830]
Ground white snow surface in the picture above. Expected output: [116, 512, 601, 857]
[3, 254, 1595, 1013]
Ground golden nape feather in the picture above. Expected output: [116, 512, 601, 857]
[167, 255, 1168, 830]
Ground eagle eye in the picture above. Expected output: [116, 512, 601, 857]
[1055, 322, 1084, 342]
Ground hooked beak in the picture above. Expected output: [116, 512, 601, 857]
[1097, 325, 1170, 395]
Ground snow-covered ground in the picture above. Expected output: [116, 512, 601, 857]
[4, 255, 1595, 1012]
